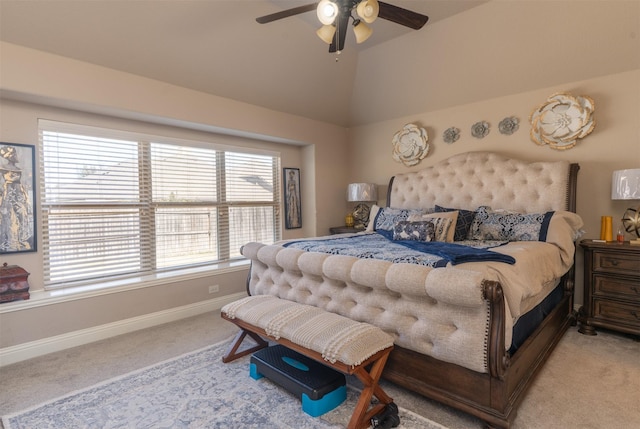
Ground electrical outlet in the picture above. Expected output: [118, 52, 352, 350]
[208, 285, 219, 294]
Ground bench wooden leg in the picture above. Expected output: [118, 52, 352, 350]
[222, 329, 268, 363]
[347, 350, 393, 429]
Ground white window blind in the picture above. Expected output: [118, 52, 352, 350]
[39, 120, 280, 289]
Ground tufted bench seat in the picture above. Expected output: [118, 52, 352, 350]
[221, 294, 395, 429]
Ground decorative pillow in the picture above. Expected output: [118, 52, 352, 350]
[392, 221, 436, 242]
[435, 205, 477, 241]
[371, 206, 424, 232]
[468, 206, 555, 241]
[407, 211, 457, 242]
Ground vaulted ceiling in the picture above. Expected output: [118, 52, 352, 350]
[0, 0, 486, 127]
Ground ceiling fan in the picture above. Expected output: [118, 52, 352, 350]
[256, 0, 429, 53]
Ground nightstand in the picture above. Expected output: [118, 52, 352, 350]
[329, 226, 363, 235]
[578, 239, 640, 336]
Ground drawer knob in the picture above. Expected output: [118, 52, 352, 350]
[609, 259, 619, 266]
[632, 286, 640, 295]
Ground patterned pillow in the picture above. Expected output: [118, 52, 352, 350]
[393, 221, 436, 241]
[468, 206, 555, 241]
[435, 205, 477, 241]
[372, 207, 424, 232]
[408, 211, 457, 242]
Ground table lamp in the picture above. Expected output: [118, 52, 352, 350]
[347, 183, 377, 229]
[611, 168, 640, 244]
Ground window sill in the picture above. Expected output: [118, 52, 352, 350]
[0, 259, 250, 314]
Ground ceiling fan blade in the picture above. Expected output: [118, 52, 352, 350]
[378, 1, 429, 30]
[329, 12, 350, 53]
[256, 3, 318, 24]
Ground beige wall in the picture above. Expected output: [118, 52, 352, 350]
[1, 0, 639, 353]
[345, 0, 640, 307]
[0, 42, 349, 350]
[347, 72, 640, 308]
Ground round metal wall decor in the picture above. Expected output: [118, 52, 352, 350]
[530, 92, 595, 150]
[498, 116, 519, 135]
[471, 121, 490, 139]
[443, 127, 460, 144]
[392, 123, 429, 167]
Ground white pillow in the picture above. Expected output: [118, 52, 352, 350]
[408, 211, 458, 242]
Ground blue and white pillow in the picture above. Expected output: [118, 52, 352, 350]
[435, 205, 477, 241]
[372, 206, 424, 232]
[468, 206, 554, 241]
[393, 221, 436, 241]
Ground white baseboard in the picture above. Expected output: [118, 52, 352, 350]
[0, 292, 246, 367]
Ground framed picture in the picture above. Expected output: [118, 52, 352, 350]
[0, 142, 37, 254]
[283, 167, 302, 229]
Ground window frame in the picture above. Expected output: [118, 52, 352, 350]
[39, 120, 281, 290]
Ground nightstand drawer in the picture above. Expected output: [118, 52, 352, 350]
[593, 299, 640, 327]
[593, 275, 640, 303]
[593, 251, 640, 275]
[579, 239, 640, 336]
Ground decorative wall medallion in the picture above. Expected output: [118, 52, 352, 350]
[530, 92, 595, 150]
[443, 127, 460, 144]
[498, 116, 519, 135]
[392, 123, 429, 166]
[471, 121, 490, 139]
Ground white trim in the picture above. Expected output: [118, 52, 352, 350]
[0, 292, 246, 367]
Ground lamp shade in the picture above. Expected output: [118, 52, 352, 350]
[347, 183, 377, 202]
[352, 20, 372, 44]
[612, 169, 640, 200]
[316, 24, 336, 44]
[356, 0, 379, 24]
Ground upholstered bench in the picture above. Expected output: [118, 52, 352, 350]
[220, 294, 395, 429]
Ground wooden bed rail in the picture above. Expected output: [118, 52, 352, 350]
[483, 280, 509, 380]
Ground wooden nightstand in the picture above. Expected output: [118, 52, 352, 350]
[329, 226, 363, 235]
[578, 239, 640, 336]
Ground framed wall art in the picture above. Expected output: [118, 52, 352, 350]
[283, 167, 302, 229]
[0, 142, 37, 254]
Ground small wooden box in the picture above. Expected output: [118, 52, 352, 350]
[0, 262, 31, 303]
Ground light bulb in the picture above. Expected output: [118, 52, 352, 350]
[356, 0, 379, 23]
[317, 0, 338, 25]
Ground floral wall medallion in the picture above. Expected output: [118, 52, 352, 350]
[498, 116, 519, 135]
[530, 92, 595, 150]
[392, 123, 429, 166]
[443, 127, 460, 144]
[471, 121, 490, 139]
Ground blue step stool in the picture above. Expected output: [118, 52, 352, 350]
[250, 344, 347, 417]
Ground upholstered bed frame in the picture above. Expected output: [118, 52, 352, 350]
[241, 152, 580, 428]
[381, 152, 580, 428]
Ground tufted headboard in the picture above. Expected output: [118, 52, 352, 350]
[387, 151, 579, 213]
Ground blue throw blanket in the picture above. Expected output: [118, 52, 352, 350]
[283, 231, 515, 268]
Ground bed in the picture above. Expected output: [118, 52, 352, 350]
[239, 151, 582, 428]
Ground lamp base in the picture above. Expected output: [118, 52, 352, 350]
[352, 203, 371, 230]
[621, 206, 640, 239]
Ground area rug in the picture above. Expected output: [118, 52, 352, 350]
[2, 337, 447, 429]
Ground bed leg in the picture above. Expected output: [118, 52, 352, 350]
[221, 329, 268, 363]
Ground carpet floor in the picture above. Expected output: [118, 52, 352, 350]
[2, 338, 443, 429]
[1, 310, 639, 428]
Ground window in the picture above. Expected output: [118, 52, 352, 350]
[39, 120, 280, 289]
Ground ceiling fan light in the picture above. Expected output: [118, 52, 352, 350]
[317, 0, 338, 25]
[316, 25, 336, 44]
[352, 20, 372, 44]
[356, 0, 379, 24]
